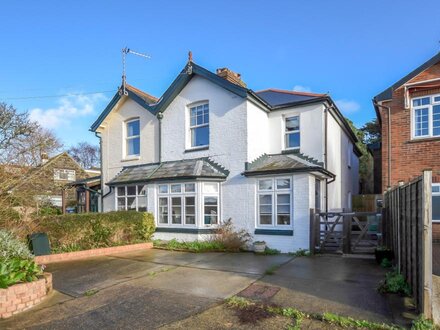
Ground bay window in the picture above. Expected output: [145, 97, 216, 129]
[257, 177, 292, 227]
[412, 95, 440, 138]
[158, 182, 198, 226]
[203, 182, 219, 225]
[116, 185, 147, 211]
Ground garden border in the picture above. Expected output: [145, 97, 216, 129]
[34, 242, 153, 264]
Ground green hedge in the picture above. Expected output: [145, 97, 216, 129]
[37, 212, 155, 253]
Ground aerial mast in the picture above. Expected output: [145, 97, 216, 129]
[120, 47, 151, 96]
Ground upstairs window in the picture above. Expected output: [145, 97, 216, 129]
[412, 95, 440, 138]
[189, 103, 209, 148]
[126, 119, 140, 156]
[285, 116, 300, 149]
[54, 169, 76, 181]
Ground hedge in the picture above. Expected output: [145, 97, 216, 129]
[37, 212, 155, 253]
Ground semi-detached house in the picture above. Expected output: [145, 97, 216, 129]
[91, 58, 360, 252]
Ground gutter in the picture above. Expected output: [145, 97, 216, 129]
[373, 100, 391, 189]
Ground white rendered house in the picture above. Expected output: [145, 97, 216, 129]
[91, 60, 360, 253]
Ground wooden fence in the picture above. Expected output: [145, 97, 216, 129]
[382, 170, 433, 317]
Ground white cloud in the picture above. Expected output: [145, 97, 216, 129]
[335, 99, 360, 114]
[29, 93, 107, 129]
[292, 85, 312, 93]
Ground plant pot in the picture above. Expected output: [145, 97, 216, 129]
[253, 242, 266, 253]
[375, 249, 394, 264]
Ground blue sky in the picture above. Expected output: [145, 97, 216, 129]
[1, 1, 440, 147]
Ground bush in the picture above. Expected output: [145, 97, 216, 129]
[212, 218, 251, 252]
[0, 229, 34, 261]
[37, 211, 155, 253]
[0, 258, 42, 288]
[378, 270, 411, 296]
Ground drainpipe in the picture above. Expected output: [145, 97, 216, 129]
[373, 100, 391, 189]
[156, 112, 163, 163]
[324, 105, 329, 213]
[94, 132, 104, 212]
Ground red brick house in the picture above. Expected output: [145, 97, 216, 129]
[373, 52, 440, 240]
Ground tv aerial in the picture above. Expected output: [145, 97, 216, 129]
[120, 47, 151, 96]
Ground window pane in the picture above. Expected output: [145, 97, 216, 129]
[413, 97, 430, 107]
[137, 196, 147, 212]
[432, 185, 440, 193]
[185, 196, 196, 225]
[185, 183, 195, 192]
[286, 132, 300, 148]
[259, 194, 272, 225]
[259, 194, 272, 205]
[117, 186, 125, 196]
[171, 184, 181, 193]
[138, 185, 147, 195]
[127, 120, 140, 136]
[203, 182, 218, 193]
[415, 108, 429, 136]
[127, 137, 140, 155]
[191, 125, 209, 147]
[435, 96, 440, 103]
[171, 197, 182, 224]
[258, 179, 272, 190]
[127, 197, 136, 210]
[276, 178, 291, 189]
[260, 215, 272, 225]
[277, 193, 291, 225]
[285, 116, 299, 131]
[159, 185, 168, 194]
[277, 215, 291, 225]
[117, 197, 125, 211]
[433, 196, 440, 221]
[159, 197, 168, 224]
[127, 186, 136, 196]
[277, 194, 290, 204]
[204, 196, 218, 225]
[433, 105, 440, 136]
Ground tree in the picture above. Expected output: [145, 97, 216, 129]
[360, 118, 381, 145]
[67, 142, 100, 169]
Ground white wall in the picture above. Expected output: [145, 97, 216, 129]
[247, 101, 269, 162]
[98, 97, 159, 211]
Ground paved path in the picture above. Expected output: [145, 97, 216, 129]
[0, 250, 394, 329]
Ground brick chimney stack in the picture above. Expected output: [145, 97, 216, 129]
[41, 152, 49, 165]
[216, 68, 247, 87]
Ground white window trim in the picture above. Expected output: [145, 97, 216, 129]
[156, 182, 198, 227]
[411, 94, 440, 139]
[256, 177, 293, 228]
[115, 184, 148, 211]
[125, 118, 141, 158]
[54, 169, 76, 181]
[433, 183, 440, 223]
[187, 101, 210, 150]
[202, 182, 220, 227]
[283, 115, 301, 151]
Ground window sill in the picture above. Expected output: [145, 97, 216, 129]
[407, 136, 440, 144]
[254, 229, 293, 236]
[121, 156, 141, 162]
[281, 149, 300, 155]
[184, 146, 209, 153]
[155, 227, 216, 234]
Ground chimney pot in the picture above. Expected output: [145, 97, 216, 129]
[216, 68, 246, 87]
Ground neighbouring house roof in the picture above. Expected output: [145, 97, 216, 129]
[255, 89, 327, 107]
[243, 152, 335, 178]
[374, 52, 440, 102]
[69, 175, 101, 187]
[107, 158, 229, 185]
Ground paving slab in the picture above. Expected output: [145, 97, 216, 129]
[186, 252, 293, 275]
[257, 255, 393, 324]
[46, 255, 166, 297]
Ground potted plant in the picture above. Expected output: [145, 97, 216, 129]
[253, 241, 266, 253]
[375, 246, 394, 264]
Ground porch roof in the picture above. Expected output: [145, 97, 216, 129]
[107, 158, 229, 185]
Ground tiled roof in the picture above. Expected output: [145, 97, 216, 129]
[244, 152, 334, 178]
[255, 89, 326, 107]
[108, 158, 229, 185]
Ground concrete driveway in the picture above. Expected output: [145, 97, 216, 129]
[0, 249, 292, 329]
[0, 250, 394, 329]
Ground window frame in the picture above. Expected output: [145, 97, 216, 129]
[256, 177, 293, 228]
[411, 94, 440, 139]
[202, 182, 220, 226]
[188, 102, 210, 149]
[125, 118, 141, 157]
[115, 184, 148, 211]
[54, 169, 76, 181]
[157, 182, 198, 227]
[284, 115, 300, 150]
[432, 183, 440, 223]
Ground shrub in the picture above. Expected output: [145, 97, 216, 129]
[0, 258, 42, 288]
[411, 315, 436, 330]
[0, 229, 34, 261]
[212, 218, 251, 252]
[36, 211, 155, 253]
[378, 270, 411, 296]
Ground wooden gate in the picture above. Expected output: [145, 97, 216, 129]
[310, 211, 381, 255]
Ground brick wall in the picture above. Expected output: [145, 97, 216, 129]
[0, 273, 52, 319]
[378, 62, 440, 240]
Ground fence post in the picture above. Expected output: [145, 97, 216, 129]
[343, 214, 351, 254]
[309, 209, 316, 255]
[422, 170, 433, 319]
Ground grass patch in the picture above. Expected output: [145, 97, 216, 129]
[411, 315, 437, 330]
[84, 289, 99, 297]
[264, 265, 279, 275]
[226, 296, 400, 330]
[378, 270, 411, 296]
[288, 249, 311, 257]
[154, 239, 227, 253]
[255, 247, 281, 255]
